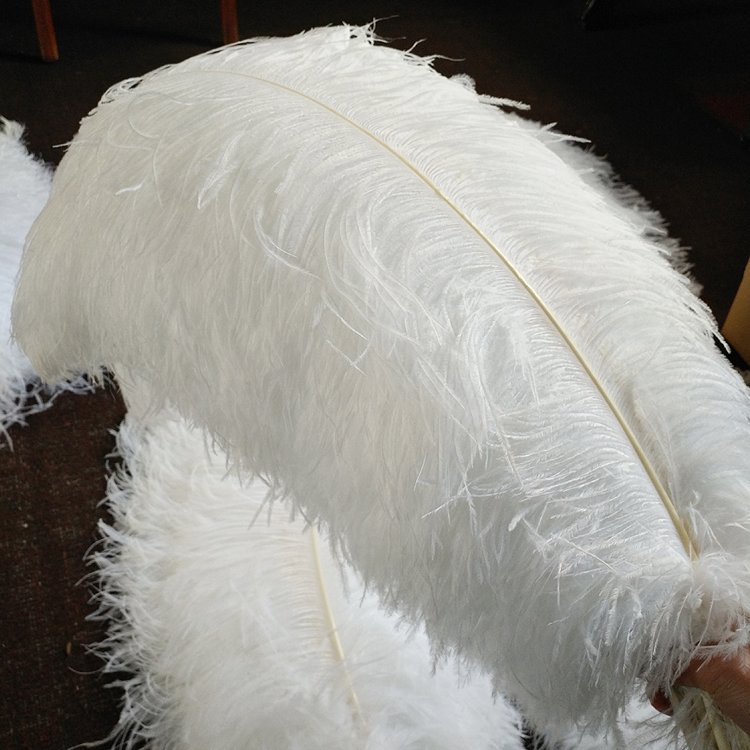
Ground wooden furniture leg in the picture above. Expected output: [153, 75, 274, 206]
[220, 0, 239, 45]
[30, 0, 59, 61]
[722, 257, 750, 366]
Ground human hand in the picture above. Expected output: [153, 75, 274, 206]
[651, 646, 750, 735]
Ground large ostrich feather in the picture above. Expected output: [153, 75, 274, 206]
[11, 25, 750, 745]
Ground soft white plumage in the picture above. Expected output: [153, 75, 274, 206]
[0, 118, 91, 434]
[0, 119, 53, 434]
[12, 24, 750, 745]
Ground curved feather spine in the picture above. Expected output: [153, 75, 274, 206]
[180, 66, 696, 559]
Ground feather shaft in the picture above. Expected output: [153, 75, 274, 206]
[131, 65, 697, 561]
[309, 525, 367, 734]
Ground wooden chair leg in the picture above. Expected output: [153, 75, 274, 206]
[219, 0, 239, 45]
[30, 0, 58, 61]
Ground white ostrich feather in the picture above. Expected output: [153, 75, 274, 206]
[0, 118, 53, 435]
[90, 409, 528, 750]
[0, 118, 92, 436]
[12, 25, 750, 744]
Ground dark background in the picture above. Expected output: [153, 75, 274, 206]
[1, 1, 749, 747]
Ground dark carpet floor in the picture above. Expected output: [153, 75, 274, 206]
[1, 1, 749, 748]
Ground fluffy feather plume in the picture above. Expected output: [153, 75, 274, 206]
[0, 118, 92, 436]
[12, 25, 750, 743]
[90, 409, 529, 750]
[0, 118, 54, 435]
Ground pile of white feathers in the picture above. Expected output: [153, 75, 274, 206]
[7, 25, 750, 750]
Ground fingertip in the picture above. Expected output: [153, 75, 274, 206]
[650, 691, 673, 715]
